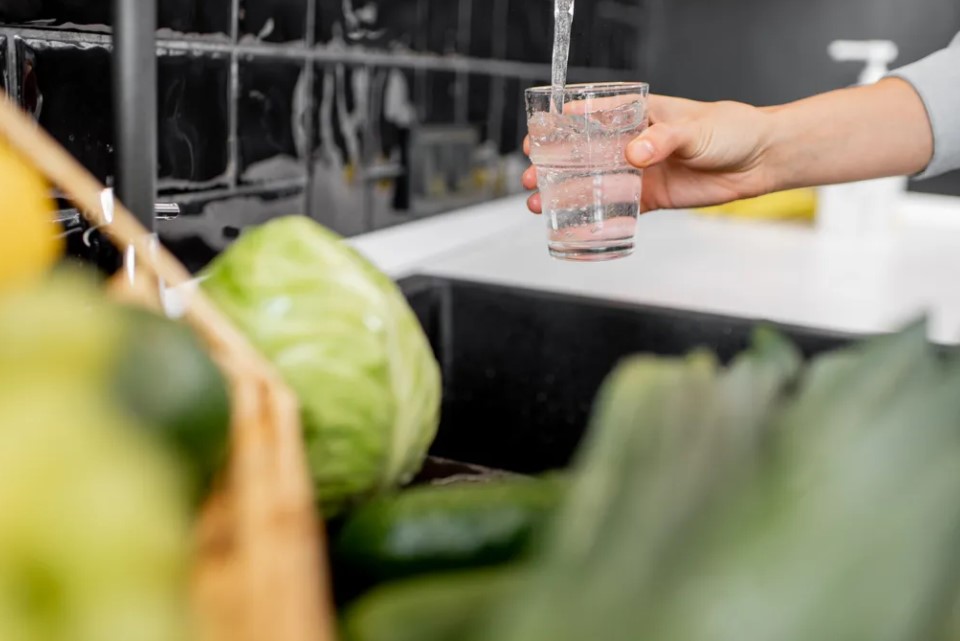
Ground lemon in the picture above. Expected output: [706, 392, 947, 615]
[696, 188, 818, 223]
[0, 135, 62, 290]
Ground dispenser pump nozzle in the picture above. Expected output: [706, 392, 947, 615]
[828, 40, 899, 85]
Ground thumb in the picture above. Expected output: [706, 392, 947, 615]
[625, 121, 702, 168]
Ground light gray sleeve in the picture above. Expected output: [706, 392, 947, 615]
[888, 32, 960, 179]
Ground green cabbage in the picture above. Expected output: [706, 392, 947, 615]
[202, 216, 441, 516]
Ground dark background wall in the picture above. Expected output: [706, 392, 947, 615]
[0, 0, 958, 271]
[641, 0, 960, 198]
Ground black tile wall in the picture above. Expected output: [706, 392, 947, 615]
[13, 38, 231, 188]
[424, 1, 460, 55]
[316, 0, 422, 49]
[240, 0, 308, 43]
[421, 71, 458, 124]
[157, 50, 230, 188]
[158, 0, 232, 36]
[467, 0, 496, 59]
[17, 38, 115, 182]
[495, 76, 522, 156]
[505, 1, 551, 65]
[2, 0, 642, 274]
[0, 0, 232, 34]
[237, 57, 305, 182]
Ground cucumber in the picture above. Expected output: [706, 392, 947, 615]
[334, 475, 565, 588]
[111, 306, 231, 500]
[342, 567, 522, 641]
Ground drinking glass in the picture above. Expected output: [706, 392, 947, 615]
[526, 82, 649, 261]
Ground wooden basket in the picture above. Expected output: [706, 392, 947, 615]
[0, 97, 335, 641]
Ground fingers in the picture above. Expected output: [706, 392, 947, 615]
[646, 94, 702, 124]
[625, 121, 701, 169]
[522, 165, 538, 190]
[523, 165, 541, 213]
[527, 192, 542, 214]
[523, 136, 531, 156]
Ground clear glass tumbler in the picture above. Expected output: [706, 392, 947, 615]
[526, 82, 649, 261]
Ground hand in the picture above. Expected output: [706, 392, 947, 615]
[522, 94, 777, 214]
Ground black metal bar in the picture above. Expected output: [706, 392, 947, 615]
[112, 0, 157, 232]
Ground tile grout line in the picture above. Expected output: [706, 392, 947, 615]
[4, 34, 17, 105]
[0, 27, 630, 82]
[166, 176, 309, 204]
[487, 0, 509, 152]
[303, 0, 319, 219]
[226, 0, 241, 189]
[414, 0, 429, 123]
[454, 0, 473, 124]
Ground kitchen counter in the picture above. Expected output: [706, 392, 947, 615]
[349, 193, 960, 345]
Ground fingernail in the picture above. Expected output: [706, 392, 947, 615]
[628, 139, 655, 166]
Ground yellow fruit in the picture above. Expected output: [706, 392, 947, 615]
[696, 188, 818, 223]
[0, 136, 62, 290]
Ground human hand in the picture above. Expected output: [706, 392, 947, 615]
[522, 94, 777, 214]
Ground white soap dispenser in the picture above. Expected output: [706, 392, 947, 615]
[817, 40, 909, 238]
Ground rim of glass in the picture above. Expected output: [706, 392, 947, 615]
[525, 81, 649, 96]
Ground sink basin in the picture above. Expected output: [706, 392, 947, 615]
[400, 275, 856, 474]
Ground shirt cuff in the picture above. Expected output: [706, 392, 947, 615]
[889, 43, 960, 180]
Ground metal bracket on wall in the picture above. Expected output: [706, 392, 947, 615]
[55, 202, 181, 226]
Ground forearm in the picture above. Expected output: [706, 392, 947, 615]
[761, 78, 933, 192]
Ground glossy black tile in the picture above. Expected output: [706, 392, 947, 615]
[0, 1, 43, 23]
[314, 0, 342, 45]
[466, 74, 490, 136]
[4, 0, 110, 27]
[375, 0, 424, 50]
[0, 0, 230, 34]
[505, 0, 551, 63]
[17, 38, 115, 182]
[240, 0, 308, 43]
[15, 39, 229, 187]
[425, 1, 459, 55]
[157, 50, 230, 187]
[238, 57, 306, 182]
[469, 0, 507, 59]
[496, 76, 522, 155]
[568, 2, 642, 70]
[158, 0, 232, 35]
[316, 0, 431, 51]
[418, 70, 458, 126]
